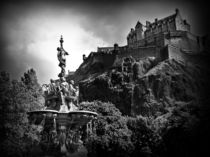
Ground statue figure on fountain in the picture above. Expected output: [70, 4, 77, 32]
[42, 36, 80, 112]
[42, 79, 58, 96]
[43, 79, 79, 112]
[60, 77, 70, 96]
[49, 79, 57, 94]
[55, 35, 78, 112]
[58, 78, 78, 112]
[57, 35, 69, 78]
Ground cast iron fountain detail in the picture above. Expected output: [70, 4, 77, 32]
[27, 36, 97, 156]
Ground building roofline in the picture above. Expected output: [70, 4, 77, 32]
[147, 9, 180, 27]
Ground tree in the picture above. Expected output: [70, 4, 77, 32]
[0, 70, 44, 157]
[79, 101, 165, 157]
[0, 71, 11, 147]
[21, 69, 39, 89]
[79, 101, 134, 157]
[21, 68, 44, 111]
[127, 116, 163, 157]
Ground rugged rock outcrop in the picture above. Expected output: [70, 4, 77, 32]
[132, 59, 208, 116]
[78, 56, 210, 116]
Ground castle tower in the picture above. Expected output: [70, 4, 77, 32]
[135, 21, 144, 40]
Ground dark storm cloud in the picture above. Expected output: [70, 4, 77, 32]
[0, 0, 209, 83]
[41, 0, 209, 42]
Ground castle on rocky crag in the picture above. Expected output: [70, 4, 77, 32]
[67, 8, 210, 118]
[95, 9, 207, 60]
[73, 9, 208, 82]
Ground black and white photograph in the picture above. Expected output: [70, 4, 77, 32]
[0, 0, 209, 157]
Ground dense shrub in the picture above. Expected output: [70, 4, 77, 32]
[79, 101, 165, 157]
[80, 101, 134, 157]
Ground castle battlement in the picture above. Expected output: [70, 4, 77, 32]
[127, 9, 191, 49]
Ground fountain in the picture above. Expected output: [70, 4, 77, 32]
[27, 36, 97, 156]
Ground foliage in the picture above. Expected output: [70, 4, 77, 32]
[82, 102, 205, 157]
[79, 101, 165, 157]
[21, 69, 39, 90]
[80, 101, 134, 157]
[127, 116, 163, 157]
[159, 103, 202, 157]
[80, 101, 122, 117]
[0, 69, 44, 157]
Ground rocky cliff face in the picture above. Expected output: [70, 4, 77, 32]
[77, 55, 210, 117]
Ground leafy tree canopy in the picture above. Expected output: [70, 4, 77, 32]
[0, 70, 44, 157]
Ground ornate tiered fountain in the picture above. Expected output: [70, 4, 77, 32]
[27, 36, 97, 156]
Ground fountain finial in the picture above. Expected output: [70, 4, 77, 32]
[60, 35, 64, 48]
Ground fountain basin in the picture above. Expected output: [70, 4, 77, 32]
[28, 110, 98, 128]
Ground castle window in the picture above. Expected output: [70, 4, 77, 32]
[157, 24, 162, 32]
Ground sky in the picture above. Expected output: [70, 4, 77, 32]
[0, 0, 209, 84]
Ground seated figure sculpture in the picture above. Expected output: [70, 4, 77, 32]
[58, 78, 79, 112]
[74, 86, 79, 106]
[69, 80, 76, 96]
[43, 77, 79, 112]
[68, 80, 78, 111]
[60, 77, 69, 96]
[49, 79, 57, 95]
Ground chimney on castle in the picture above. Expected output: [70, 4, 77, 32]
[175, 8, 179, 14]
[83, 54, 86, 61]
[146, 21, 151, 27]
[155, 18, 158, 23]
[114, 43, 119, 50]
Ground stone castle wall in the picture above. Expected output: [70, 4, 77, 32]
[175, 13, 190, 32]
[164, 31, 201, 52]
[167, 45, 185, 61]
[166, 44, 204, 64]
[118, 46, 157, 61]
[92, 53, 116, 68]
[83, 46, 161, 72]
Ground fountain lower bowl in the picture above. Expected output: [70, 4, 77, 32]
[28, 110, 98, 128]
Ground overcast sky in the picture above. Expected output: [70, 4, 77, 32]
[0, 0, 209, 84]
